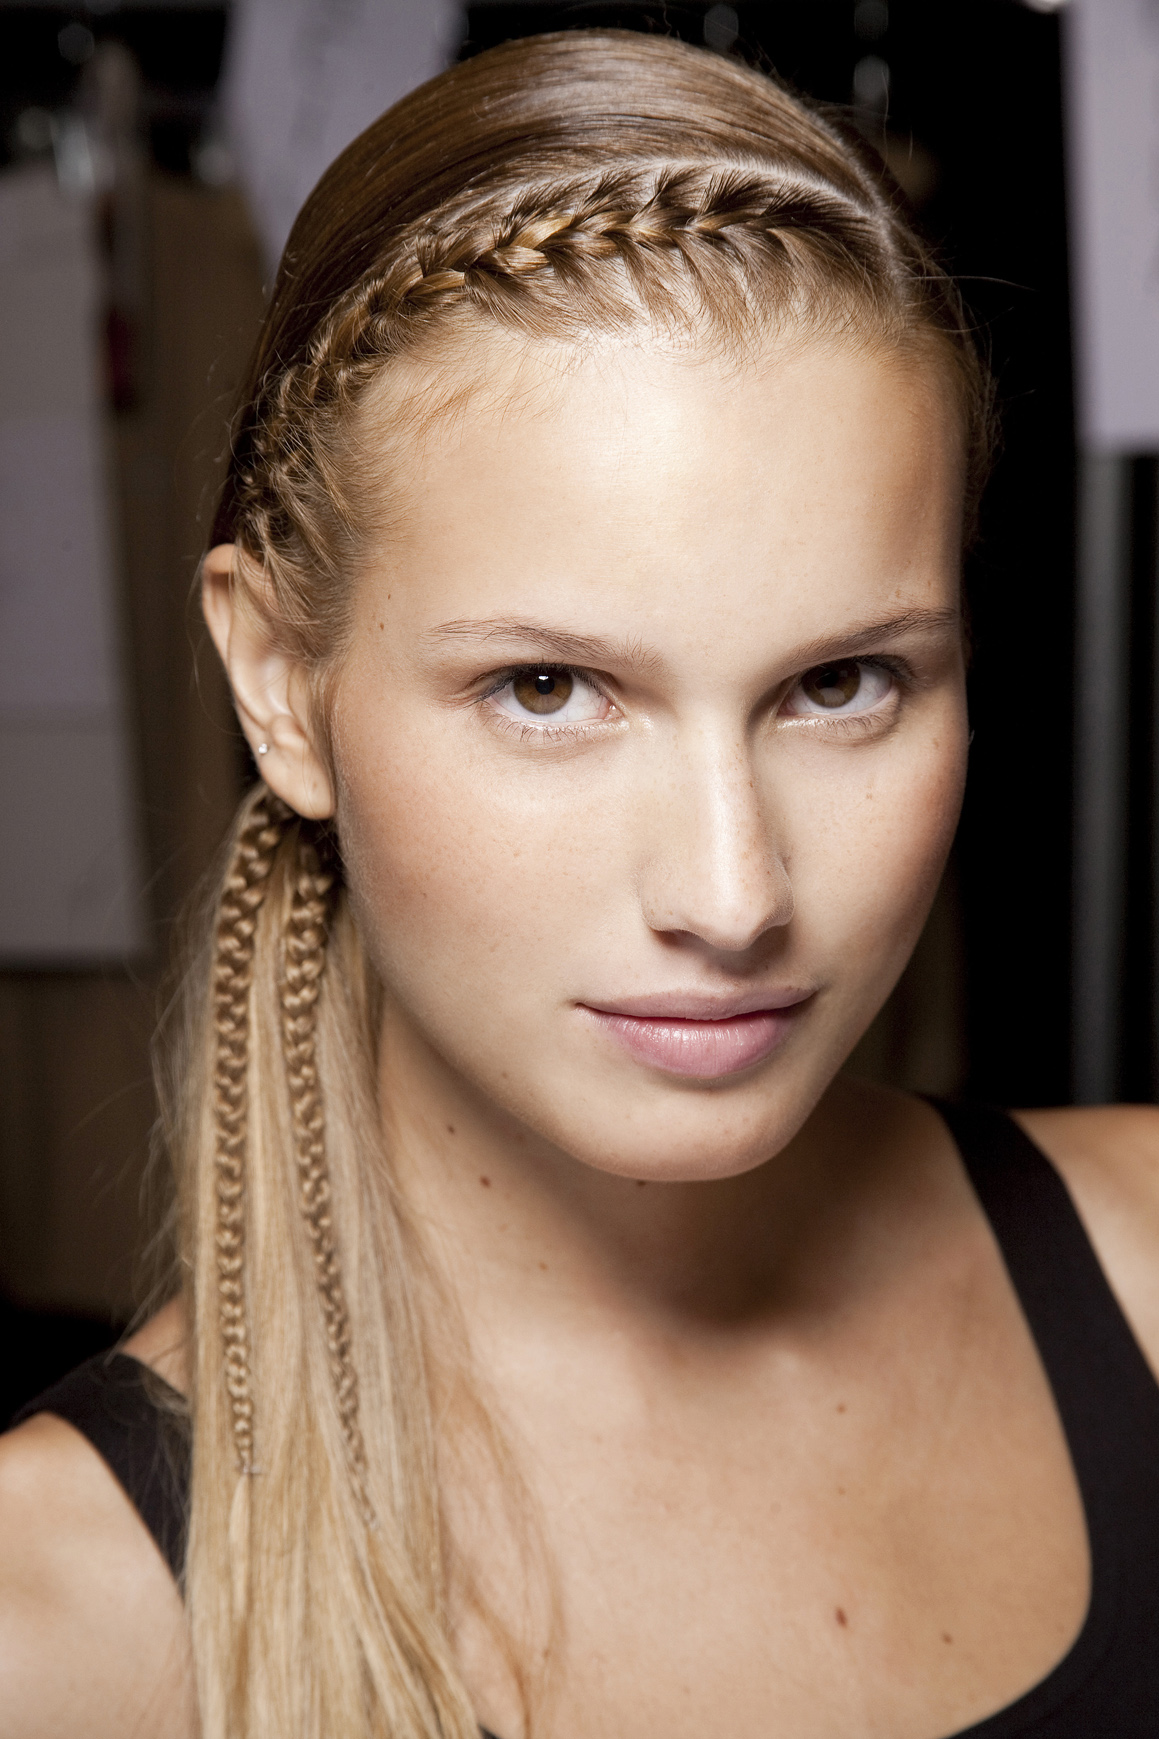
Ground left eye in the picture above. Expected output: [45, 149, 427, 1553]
[783, 659, 893, 716]
[492, 667, 609, 725]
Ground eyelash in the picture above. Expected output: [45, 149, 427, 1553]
[853, 655, 909, 687]
[779, 656, 911, 736]
[477, 655, 913, 742]
[479, 664, 614, 742]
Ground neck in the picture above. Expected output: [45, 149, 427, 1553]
[378, 1004, 918, 1348]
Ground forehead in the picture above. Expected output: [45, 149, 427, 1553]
[356, 328, 963, 650]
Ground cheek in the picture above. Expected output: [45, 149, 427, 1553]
[332, 655, 967, 1113]
[779, 707, 968, 984]
[333, 707, 612, 1027]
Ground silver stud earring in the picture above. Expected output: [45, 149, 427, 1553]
[257, 742, 269, 756]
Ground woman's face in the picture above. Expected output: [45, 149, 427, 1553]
[330, 329, 968, 1181]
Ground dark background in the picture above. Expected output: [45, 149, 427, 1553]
[457, 0, 1081, 1112]
[2, 0, 1132, 1420]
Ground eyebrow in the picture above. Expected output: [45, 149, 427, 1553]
[423, 617, 664, 672]
[785, 606, 962, 668]
[423, 607, 960, 672]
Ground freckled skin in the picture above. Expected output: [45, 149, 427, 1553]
[188, 330, 1123, 1739]
[9, 331, 1159, 1739]
[332, 335, 968, 1185]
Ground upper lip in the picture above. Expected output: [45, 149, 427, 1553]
[578, 988, 815, 1021]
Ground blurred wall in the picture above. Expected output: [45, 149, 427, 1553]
[0, 164, 262, 1320]
[7, 0, 1078, 1351]
[462, 0, 1073, 1107]
[224, 0, 457, 270]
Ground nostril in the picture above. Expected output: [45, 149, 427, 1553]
[637, 748, 792, 946]
[642, 875, 794, 954]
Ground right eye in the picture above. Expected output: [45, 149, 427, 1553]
[490, 666, 610, 728]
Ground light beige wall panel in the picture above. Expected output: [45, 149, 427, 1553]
[0, 174, 263, 1316]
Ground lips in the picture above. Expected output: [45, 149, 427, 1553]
[578, 990, 812, 1079]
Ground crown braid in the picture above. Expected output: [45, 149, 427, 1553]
[228, 160, 952, 658]
[391, 168, 891, 306]
[255, 165, 897, 422]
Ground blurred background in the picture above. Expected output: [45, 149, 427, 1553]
[0, 0, 1152, 1419]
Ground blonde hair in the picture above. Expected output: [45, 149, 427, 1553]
[168, 29, 993, 1738]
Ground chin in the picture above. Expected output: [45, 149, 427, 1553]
[547, 1072, 826, 1185]
[554, 991, 896, 1183]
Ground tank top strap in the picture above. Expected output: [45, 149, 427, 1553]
[933, 1101, 1159, 1506]
[926, 1101, 1159, 1732]
[11, 1349, 189, 1581]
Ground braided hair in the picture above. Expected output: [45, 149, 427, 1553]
[210, 788, 288, 1477]
[213, 48, 990, 668]
[180, 29, 993, 1739]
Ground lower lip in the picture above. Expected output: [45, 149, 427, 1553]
[581, 1007, 804, 1079]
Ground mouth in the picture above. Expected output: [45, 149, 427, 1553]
[577, 990, 814, 1080]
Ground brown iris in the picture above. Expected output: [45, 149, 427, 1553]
[511, 669, 574, 714]
[801, 661, 862, 708]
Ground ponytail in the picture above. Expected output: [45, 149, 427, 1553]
[180, 785, 481, 1737]
[167, 26, 994, 1736]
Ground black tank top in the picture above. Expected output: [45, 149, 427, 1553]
[12, 1105, 1159, 1732]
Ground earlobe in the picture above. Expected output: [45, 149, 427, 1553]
[200, 543, 336, 820]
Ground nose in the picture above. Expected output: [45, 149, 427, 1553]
[638, 724, 793, 954]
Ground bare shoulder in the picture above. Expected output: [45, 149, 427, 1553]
[1016, 1103, 1159, 1376]
[0, 1309, 194, 1738]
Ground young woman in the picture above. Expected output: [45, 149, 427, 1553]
[2, 28, 1158, 1739]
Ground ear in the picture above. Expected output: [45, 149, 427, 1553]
[201, 543, 335, 819]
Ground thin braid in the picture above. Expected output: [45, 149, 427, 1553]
[419, 171, 876, 321]
[279, 824, 371, 1506]
[248, 166, 892, 440]
[212, 784, 292, 1476]
[230, 164, 910, 585]
[401, 173, 883, 302]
